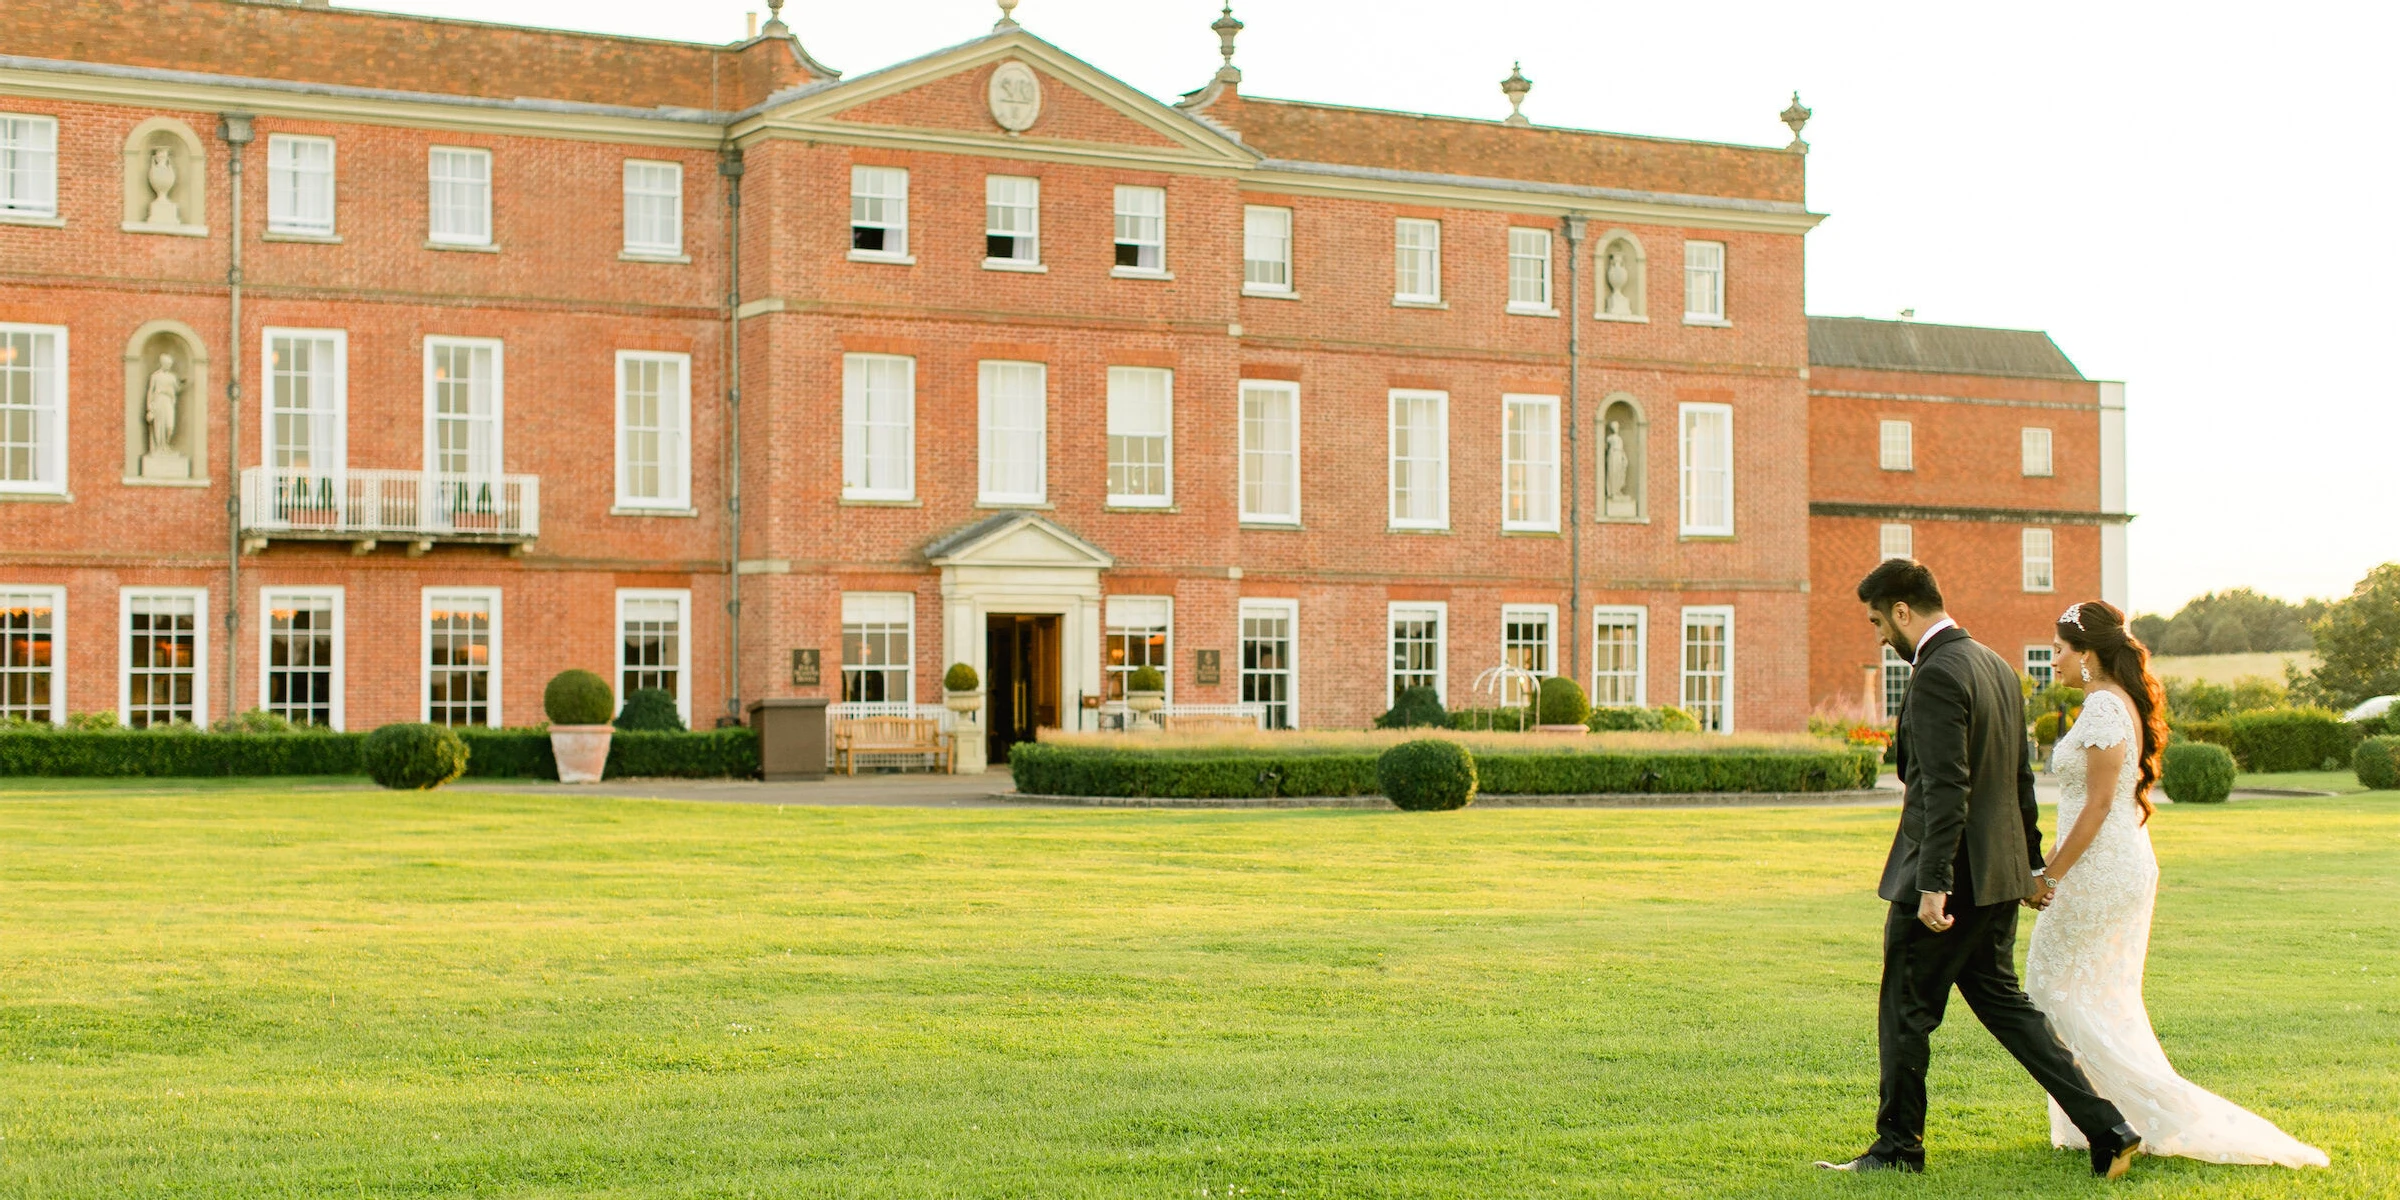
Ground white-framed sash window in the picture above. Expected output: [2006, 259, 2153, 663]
[842, 353, 916, 501]
[1389, 389, 1449, 529]
[1501, 603, 1557, 706]
[1508, 227, 1553, 312]
[0, 115, 59, 218]
[1240, 598, 1298, 730]
[1882, 645, 1911, 719]
[1113, 185, 1166, 275]
[1394, 218, 1442, 303]
[1106, 366, 1172, 506]
[1680, 605, 1733, 733]
[0, 586, 65, 725]
[260, 587, 342, 729]
[2025, 645, 2055, 688]
[978, 360, 1047, 504]
[1880, 419, 1914, 471]
[616, 350, 690, 509]
[621, 159, 683, 256]
[121, 588, 207, 729]
[618, 588, 691, 727]
[427, 147, 492, 246]
[0, 323, 67, 494]
[1243, 205, 1292, 293]
[1239, 379, 1300, 524]
[985, 175, 1040, 266]
[1678, 402, 1733, 536]
[424, 337, 503, 518]
[1104, 595, 1172, 702]
[1879, 522, 1913, 561]
[850, 166, 909, 260]
[2023, 527, 2056, 592]
[2023, 426, 2054, 477]
[265, 329, 346, 511]
[1503, 393, 1559, 531]
[266, 134, 335, 236]
[423, 588, 499, 728]
[1389, 602, 1447, 704]
[840, 593, 914, 704]
[1683, 240, 1725, 322]
[1591, 606, 1647, 708]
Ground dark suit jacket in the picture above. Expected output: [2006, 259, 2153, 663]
[1878, 625, 2045, 905]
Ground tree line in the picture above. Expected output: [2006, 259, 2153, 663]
[2134, 566, 2400, 711]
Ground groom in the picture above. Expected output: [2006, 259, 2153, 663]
[1818, 559, 2142, 1178]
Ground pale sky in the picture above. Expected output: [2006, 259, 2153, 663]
[361, 0, 2400, 615]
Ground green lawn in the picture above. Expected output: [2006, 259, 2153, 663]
[2235, 769, 2368, 795]
[1, 784, 2394, 1198]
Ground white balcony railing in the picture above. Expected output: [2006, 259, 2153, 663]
[239, 467, 540, 545]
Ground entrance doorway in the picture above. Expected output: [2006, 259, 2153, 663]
[985, 613, 1062, 762]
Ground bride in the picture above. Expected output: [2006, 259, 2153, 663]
[2023, 599, 2328, 1168]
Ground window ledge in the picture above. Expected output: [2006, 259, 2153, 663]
[0, 212, 64, 228]
[1595, 514, 1650, 525]
[1242, 284, 1300, 300]
[1507, 304, 1561, 318]
[425, 239, 500, 253]
[1388, 525, 1451, 535]
[263, 230, 342, 244]
[1679, 533, 1737, 542]
[1110, 266, 1174, 281]
[610, 504, 698, 517]
[1594, 311, 1649, 324]
[840, 496, 923, 508]
[974, 499, 1053, 509]
[1683, 316, 1732, 327]
[122, 220, 209, 238]
[122, 476, 212, 488]
[2023, 471, 2054, 479]
[0, 489, 72, 503]
[1104, 501, 1176, 512]
[1238, 519, 1302, 530]
[982, 258, 1048, 273]
[1501, 526, 1562, 537]
[1392, 297, 1449, 309]
[1882, 466, 1915, 473]
[620, 250, 690, 264]
[848, 250, 916, 265]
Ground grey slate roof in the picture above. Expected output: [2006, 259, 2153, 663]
[1807, 317, 2085, 381]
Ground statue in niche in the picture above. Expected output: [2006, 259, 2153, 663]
[1602, 418, 1636, 517]
[144, 147, 180, 225]
[139, 351, 189, 479]
[1603, 246, 1634, 317]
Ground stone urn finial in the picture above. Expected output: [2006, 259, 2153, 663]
[1781, 90, 1812, 152]
[995, 0, 1020, 31]
[761, 0, 786, 34]
[1501, 62, 1533, 126]
[1212, 4, 1245, 84]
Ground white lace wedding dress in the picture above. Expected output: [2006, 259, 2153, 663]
[2024, 689, 2328, 1167]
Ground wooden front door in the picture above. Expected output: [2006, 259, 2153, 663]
[985, 613, 1061, 762]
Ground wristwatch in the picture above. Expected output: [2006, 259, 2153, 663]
[2038, 874, 2061, 890]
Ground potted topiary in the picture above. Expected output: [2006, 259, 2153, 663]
[544, 669, 615, 784]
[1123, 663, 1167, 727]
[1532, 675, 1591, 734]
[943, 662, 983, 713]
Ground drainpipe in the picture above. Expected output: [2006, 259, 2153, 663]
[1562, 214, 1586, 686]
[219, 112, 253, 725]
[719, 146, 745, 725]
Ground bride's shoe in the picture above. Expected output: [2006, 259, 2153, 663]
[2090, 1123, 2142, 1179]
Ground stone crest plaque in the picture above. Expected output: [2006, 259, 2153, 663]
[790, 647, 821, 687]
[987, 61, 1042, 132]
[1193, 649, 1221, 686]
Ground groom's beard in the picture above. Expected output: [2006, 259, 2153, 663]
[1886, 629, 1918, 664]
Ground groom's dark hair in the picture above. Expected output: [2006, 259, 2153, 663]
[1856, 558, 1944, 615]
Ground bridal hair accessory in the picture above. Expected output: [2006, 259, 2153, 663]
[2060, 603, 2086, 630]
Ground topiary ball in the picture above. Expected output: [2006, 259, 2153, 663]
[614, 687, 685, 732]
[943, 662, 980, 692]
[1535, 675, 1591, 727]
[1375, 685, 1449, 730]
[2160, 741, 2236, 804]
[1658, 706, 1700, 733]
[1378, 738, 1477, 812]
[364, 723, 469, 790]
[1126, 663, 1165, 693]
[544, 669, 615, 726]
[2354, 736, 2400, 792]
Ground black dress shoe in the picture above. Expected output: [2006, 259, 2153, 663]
[1814, 1150, 1924, 1173]
[2089, 1123, 2142, 1179]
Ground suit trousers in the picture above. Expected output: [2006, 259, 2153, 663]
[1873, 897, 2124, 1158]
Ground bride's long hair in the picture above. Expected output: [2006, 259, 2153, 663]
[2056, 599, 2164, 823]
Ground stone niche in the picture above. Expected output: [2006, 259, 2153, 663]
[120, 118, 209, 236]
[123, 321, 209, 484]
[1596, 393, 1647, 522]
[1594, 230, 1647, 322]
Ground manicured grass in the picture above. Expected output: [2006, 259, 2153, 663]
[2233, 769, 2372, 795]
[1, 783, 2393, 1197]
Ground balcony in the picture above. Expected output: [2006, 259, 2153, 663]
[239, 467, 540, 555]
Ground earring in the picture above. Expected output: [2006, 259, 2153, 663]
[2080, 663, 2093, 683]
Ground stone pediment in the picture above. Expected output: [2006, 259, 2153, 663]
[758, 30, 1257, 168]
[924, 512, 1113, 570]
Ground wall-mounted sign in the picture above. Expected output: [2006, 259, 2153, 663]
[790, 647, 820, 687]
[988, 60, 1042, 132]
[1194, 648, 1221, 685]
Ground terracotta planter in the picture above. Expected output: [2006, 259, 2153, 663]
[550, 724, 614, 783]
[1533, 723, 1589, 735]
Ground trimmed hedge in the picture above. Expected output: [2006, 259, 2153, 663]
[455, 727, 760, 780]
[1534, 676, 1591, 727]
[544, 669, 615, 726]
[1379, 739, 1478, 811]
[0, 725, 758, 780]
[614, 688, 685, 732]
[2354, 736, 2400, 791]
[1008, 741, 1881, 800]
[2223, 708, 2358, 773]
[2161, 741, 2236, 804]
[1375, 686, 1448, 729]
[364, 724, 468, 790]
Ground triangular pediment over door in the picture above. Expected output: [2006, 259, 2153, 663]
[924, 511, 1114, 570]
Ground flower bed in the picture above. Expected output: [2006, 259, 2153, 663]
[1010, 730, 1879, 800]
[0, 726, 758, 780]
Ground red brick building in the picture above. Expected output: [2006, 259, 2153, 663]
[1805, 317, 2128, 718]
[8, 1, 2101, 756]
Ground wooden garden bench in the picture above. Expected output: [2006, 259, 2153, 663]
[1157, 712, 1263, 735]
[831, 716, 952, 775]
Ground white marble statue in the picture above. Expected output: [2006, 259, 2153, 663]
[145, 353, 181, 455]
[145, 148, 180, 225]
